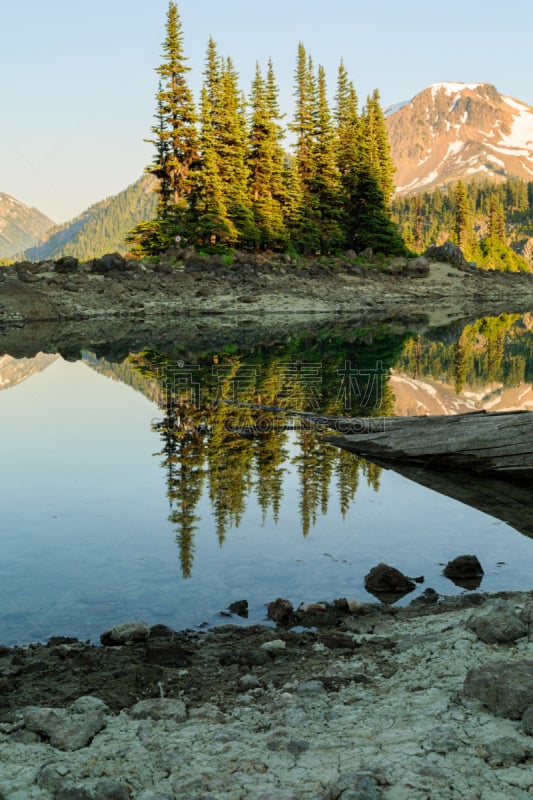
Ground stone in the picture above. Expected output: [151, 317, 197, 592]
[325, 771, 382, 800]
[267, 598, 294, 623]
[463, 660, 533, 718]
[296, 680, 326, 696]
[466, 600, 528, 643]
[443, 554, 484, 589]
[100, 621, 150, 645]
[481, 736, 529, 766]
[70, 696, 109, 714]
[522, 705, 533, 735]
[129, 698, 187, 722]
[54, 256, 80, 273]
[228, 599, 249, 617]
[261, 639, 286, 652]
[93, 778, 132, 799]
[56, 786, 94, 800]
[364, 563, 416, 602]
[424, 240, 468, 267]
[239, 674, 261, 691]
[21, 704, 106, 750]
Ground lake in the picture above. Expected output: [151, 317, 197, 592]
[1, 311, 532, 644]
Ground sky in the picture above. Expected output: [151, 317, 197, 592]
[1, 0, 533, 224]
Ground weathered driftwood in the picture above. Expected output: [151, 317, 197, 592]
[323, 410, 533, 478]
[228, 402, 533, 478]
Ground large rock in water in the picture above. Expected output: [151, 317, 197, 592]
[364, 563, 416, 602]
[443, 554, 484, 589]
[424, 240, 468, 268]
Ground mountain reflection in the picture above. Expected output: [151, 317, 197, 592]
[2, 312, 532, 579]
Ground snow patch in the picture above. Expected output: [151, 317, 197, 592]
[498, 101, 533, 152]
[430, 82, 482, 100]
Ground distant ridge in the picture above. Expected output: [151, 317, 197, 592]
[0, 194, 54, 259]
[385, 82, 533, 194]
[23, 175, 158, 262]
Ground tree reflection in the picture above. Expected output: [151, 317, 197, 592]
[122, 312, 533, 578]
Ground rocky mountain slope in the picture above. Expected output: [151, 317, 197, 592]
[0, 194, 54, 259]
[386, 82, 533, 195]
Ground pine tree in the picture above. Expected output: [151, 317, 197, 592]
[310, 65, 344, 253]
[359, 90, 396, 205]
[128, 1, 198, 253]
[248, 62, 287, 248]
[189, 87, 238, 246]
[453, 181, 470, 249]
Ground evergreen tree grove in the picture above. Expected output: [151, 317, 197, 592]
[129, 4, 408, 258]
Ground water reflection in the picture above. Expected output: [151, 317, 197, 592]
[0, 311, 532, 640]
[116, 311, 533, 578]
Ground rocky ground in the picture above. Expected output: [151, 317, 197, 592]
[2, 248, 533, 337]
[0, 591, 531, 800]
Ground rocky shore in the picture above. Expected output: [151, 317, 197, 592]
[2, 247, 533, 337]
[0, 591, 531, 800]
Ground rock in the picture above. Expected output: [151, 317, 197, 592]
[325, 771, 382, 799]
[55, 784, 94, 800]
[267, 597, 294, 623]
[228, 599, 249, 617]
[481, 736, 529, 766]
[296, 680, 326, 696]
[21, 704, 106, 750]
[261, 639, 286, 652]
[239, 674, 261, 691]
[443, 554, 484, 589]
[364, 562, 416, 602]
[466, 600, 528, 643]
[424, 240, 468, 267]
[54, 256, 80, 273]
[35, 762, 70, 791]
[70, 695, 109, 714]
[404, 256, 430, 276]
[129, 698, 187, 722]
[522, 705, 533, 735]
[100, 621, 150, 645]
[463, 660, 533, 718]
[93, 778, 132, 799]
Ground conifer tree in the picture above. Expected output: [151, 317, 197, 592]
[248, 62, 287, 248]
[359, 90, 396, 205]
[128, 1, 198, 253]
[189, 86, 238, 245]
[310, 65, 344, 252]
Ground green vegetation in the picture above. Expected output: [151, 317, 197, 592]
[392, 177, 533, 272]
[128, 2, 405, 259]
[24, 176, 157, 262]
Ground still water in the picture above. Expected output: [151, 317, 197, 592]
[1, 312, 532, 644]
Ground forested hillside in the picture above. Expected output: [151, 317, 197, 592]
[392, 177, 533, 271]
[24, 176, 157, 262]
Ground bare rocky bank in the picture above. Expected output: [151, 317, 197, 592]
[2, 249, 533, 335]
[0, 591, 532, 800]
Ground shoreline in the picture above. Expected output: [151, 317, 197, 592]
[0, 589, 531, 799]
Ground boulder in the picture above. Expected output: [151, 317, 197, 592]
[21, 702, 106, 750]
[100, 620, 150, 646]
[466, 600, 528, 643]
[267, 597, 294, 623]
[424, 240, 468, 268]
[364, 562, 416, 602]
[463, 660, 533, 718]
[443, 554, 483, 589]
[54, 256, 80, 273]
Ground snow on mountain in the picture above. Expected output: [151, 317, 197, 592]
[0, 194, 54, 259]
[385, 82, 533, 195]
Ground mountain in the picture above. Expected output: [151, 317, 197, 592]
[0, 194, 55, 259]
[23, 175, 158, 262]
[386, 82, 533, 195]
[0, 353, 60, 391]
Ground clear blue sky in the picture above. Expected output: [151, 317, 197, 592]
[2, 0, 532, 223]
